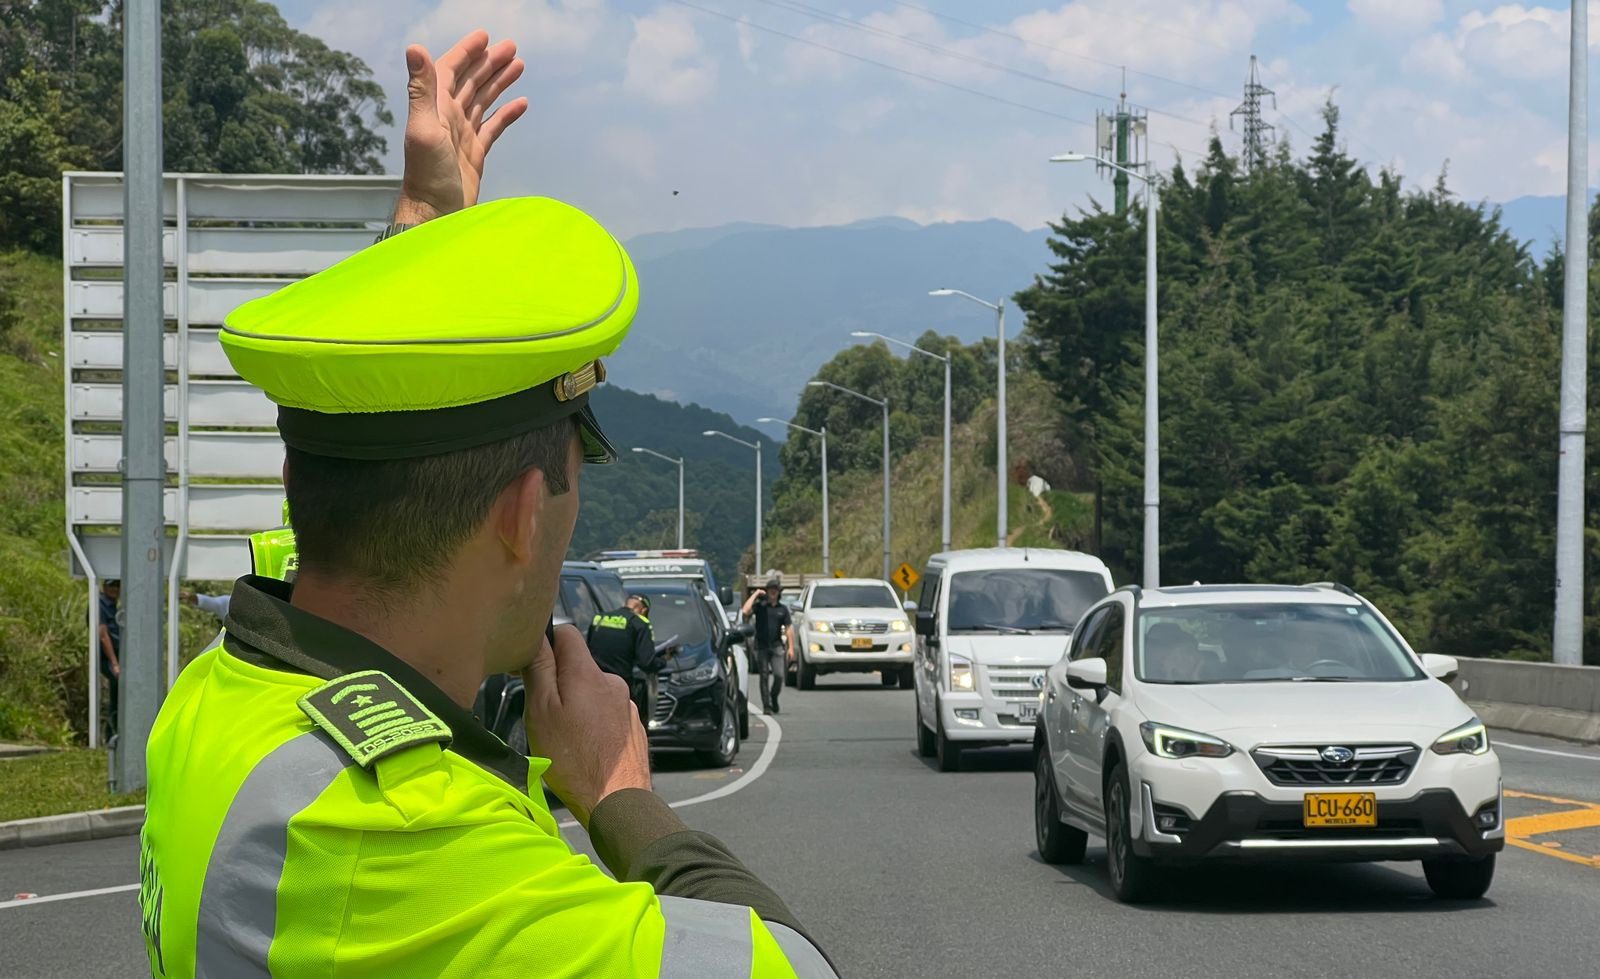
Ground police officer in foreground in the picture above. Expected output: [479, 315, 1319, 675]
[140, 29, 834, 978]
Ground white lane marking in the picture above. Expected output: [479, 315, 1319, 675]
[3, 716, 788, 908]
[558, 713, 784, 830]
[1497, 739, 1600, 762]
[0, 883, 139, 910]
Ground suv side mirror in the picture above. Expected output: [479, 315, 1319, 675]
[718, 585, 734, 606]
[902, 599, 917, 613]
[1420, 653, 1459, 681]
[915, 610, 936, 638]
[1065, 657, 1108, 690]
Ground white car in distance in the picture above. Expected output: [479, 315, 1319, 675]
[793, 579, 915, 690]
[1034, 583, 1504, 903]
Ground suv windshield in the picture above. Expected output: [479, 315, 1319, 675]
[946, 569, 1108, 633]
[811, 584, 898, 610]
[632, 588, 711, 647]
[1136, 602, 1425, 684]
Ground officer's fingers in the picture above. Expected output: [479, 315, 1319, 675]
[525, 632, 561, 709]
[435, 29, 488, 89]
[480, 98, 528, 152]
[456, 38, 516, 105]
[404, 45, 440, 124]
[548, 624, 605, 695]
[466, 57, 524, 127]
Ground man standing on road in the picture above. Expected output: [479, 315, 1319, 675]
[742, 576, 795, 713]
[588, 594, 669, 721]
[138, 29, 834, 978]
[96, 578, 121, 736]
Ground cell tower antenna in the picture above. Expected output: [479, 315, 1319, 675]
[1230, 54, 1276, 172]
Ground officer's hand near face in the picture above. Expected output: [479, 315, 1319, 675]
[523, 624, 652, 828]
[393, 29, 529, 225]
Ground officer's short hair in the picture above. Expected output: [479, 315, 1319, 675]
[284, 417, 577, 593]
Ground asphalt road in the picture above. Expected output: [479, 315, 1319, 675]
[3, 678, 1599, 977]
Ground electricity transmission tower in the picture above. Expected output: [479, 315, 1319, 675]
[1230, 54, 1276, 172]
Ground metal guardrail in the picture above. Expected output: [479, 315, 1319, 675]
[62, 171, 399, 744]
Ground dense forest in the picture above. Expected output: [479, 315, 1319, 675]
[0, 0, 391, 251]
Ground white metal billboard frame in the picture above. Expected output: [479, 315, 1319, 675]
[63, 171, 399, 746]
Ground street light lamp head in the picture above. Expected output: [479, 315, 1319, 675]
[756, 417, 778, 424]
[701, 430, 719, 436]
[849, 331, 872, 338]
[1050, 152, 1088, 162]
[630, 447, 645, 453]
[807, 381, 825, 388]
[928, 288, 955, 296]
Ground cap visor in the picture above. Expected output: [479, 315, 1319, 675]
[578, 403, 618, 464]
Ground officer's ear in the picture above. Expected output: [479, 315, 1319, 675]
[492, 466, 547, 568]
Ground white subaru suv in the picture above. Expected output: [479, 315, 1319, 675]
[1034, 583, 1503, 903]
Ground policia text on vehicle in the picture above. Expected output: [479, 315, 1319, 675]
[137, 29, 835, 978]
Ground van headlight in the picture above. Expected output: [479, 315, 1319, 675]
[812, 620, 832, 633]
[1139, 722, 1233, 759]
[948, 655, 975, 691]
[1432, 718, 1490, 756]
[890, 619, 908, 632]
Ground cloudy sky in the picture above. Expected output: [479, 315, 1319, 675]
[271, 0, 1594, 239]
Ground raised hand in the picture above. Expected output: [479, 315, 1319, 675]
[393, 29, 529, 225]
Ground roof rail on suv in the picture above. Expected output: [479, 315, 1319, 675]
[1303, 580, 1358, 598]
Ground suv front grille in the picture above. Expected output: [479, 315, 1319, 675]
[651, 692, 677, 725]
[1252, 744, 1419, 786]
[985, 665, 1045, 699]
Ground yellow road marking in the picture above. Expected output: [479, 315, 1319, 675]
[1503, 788, 1600, 869]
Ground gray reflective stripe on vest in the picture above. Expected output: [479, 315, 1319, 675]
[657, 895, 753, 978]
[195, 731, 352, 978]
[766, 922, 838, 978]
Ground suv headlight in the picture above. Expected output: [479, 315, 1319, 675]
[948, 654, 975, 691]
[1140, 722, 1233, 759]
[1432, 718, 1490, 756]
[890, 619, 908, 632]
[670, 658, 719, 685]
[812, 620, 832, 633]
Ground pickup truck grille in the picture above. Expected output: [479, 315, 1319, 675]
[1251, 745, 1418, 786]
[985, 665, 1045, 699]
[829, 620, 888, 634]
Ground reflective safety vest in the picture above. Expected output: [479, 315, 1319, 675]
[140, 579, 833, 978]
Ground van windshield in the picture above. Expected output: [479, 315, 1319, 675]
[946, 569, 1108, 633]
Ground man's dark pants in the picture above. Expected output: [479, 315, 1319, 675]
[754, 643, 785, 711]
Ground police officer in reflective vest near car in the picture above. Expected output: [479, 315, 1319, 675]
[589, 594, 671, 722]
[138, 29, 834, 978]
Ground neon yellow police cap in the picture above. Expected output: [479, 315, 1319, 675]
[219, 197, 637, 463]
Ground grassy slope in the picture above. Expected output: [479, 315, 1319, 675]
[763, 371, 1095, 585]
[0, 750, 145, 820]
[0, 253, 220, 746]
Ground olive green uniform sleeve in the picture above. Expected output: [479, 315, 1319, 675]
[589, 789, 808, 936]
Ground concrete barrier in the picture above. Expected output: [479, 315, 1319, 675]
[0, 805, 144, 851]
[1454, 656, 1600, 744]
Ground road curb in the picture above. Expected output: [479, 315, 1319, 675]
[0, 805, 145, 851]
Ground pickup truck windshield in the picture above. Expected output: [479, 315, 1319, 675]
[947, 569, 1108, 633]
[811, 584, 898, 610]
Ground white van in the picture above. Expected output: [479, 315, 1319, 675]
[911, 548, 1113, 772]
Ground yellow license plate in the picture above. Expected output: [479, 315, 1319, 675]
[1303, 792, 1377, 828]
[851, 637, 873, 649]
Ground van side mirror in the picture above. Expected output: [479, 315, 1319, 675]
[915, 610, 936, 638]
[902, 599, 917, 613]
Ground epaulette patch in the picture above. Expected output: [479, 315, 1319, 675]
[298, 670, 451, 768]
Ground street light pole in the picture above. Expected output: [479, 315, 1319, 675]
[1051, 152, 1161, 586]
[851, 332, 952, 554]
[757, 418, 830, 575]
[808, 381, 891, 581]
[630, 446, 686, 548]
[930, 290, 1007, 547]
[704, 431, 762, 574]
[1554, 0, 1588, 666]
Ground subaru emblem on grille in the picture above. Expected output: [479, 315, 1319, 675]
[1320, 745, 1355, 764]
[1030, 672, 1045, 690]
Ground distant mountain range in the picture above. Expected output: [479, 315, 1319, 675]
[608, 217, 1052, 424]
[1492, 190, 1597, 258]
